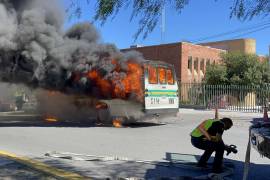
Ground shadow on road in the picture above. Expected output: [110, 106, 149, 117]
[145, 152, 270, 180]
[0, 116, 95, 128]
[33, 151, 270, 179]
[36, 157, 148, 179]
[0, 114, 164, 128]
[128, 122, 166, 128]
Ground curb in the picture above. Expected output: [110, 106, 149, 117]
[179, 108, 262, 117]
[0, 150, 90, 180]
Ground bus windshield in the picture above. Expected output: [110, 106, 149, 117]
[166, 69, 174, 85]
[158, 67, 166, 84]
[148, 66, 157, 84]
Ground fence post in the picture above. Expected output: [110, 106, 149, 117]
[203, 84, 206, 108]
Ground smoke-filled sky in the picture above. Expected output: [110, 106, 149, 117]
[0, 0, 145, 100]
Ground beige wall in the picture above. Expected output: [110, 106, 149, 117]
[200, 39, 256, 54]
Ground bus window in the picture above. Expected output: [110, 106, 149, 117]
[148, 66, 157, 84]
[167, 69, 174, 85]
[158, 67, 166, 84]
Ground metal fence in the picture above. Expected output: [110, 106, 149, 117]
[179, 83, 270, 112]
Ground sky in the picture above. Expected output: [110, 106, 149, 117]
[62, 0, 270, 55]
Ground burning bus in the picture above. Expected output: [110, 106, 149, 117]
[0, 0, 179, 125]
[37, 60, 179, 125]
[97, 60, 179, 124]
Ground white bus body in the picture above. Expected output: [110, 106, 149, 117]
[144, 61, 179, 114]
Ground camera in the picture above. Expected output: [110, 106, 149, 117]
[225, 144, 238, 156]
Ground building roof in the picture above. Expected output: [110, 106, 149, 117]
[122, 41, 226, 52]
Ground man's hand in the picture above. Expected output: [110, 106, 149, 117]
[203, 136, 219, 142]
[210, 136, 220, 142]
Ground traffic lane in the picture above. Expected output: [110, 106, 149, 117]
[0, 111, 268, 165]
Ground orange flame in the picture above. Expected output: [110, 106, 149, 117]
[44, 115, 58, 122]
[148, 66, 157, 84]
[88, 70, 112, 96]
[113, 119, 122, 128]
[158, 67, 166, 84]
[86, 59, 144, 102]
[95, 101, 108, 109]
[166, 69, 174, 84]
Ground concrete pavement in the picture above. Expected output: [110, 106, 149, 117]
[0, 108, 268, 179]
[0, 150, 89, 180]
[0, 153, 56, 179]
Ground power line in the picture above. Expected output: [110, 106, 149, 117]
[192, 20, 270, 43]
[191, 20, 270, 43]
[231, 24, 270, 39]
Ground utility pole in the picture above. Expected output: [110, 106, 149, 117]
[269, 45, 270, 68]
[161, 6, 166, 44]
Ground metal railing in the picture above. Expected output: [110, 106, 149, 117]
[179, 83, 270, 112]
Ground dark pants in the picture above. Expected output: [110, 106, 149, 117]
[191, 136, 225, 170]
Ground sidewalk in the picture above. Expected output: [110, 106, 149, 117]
[179, 108, 263, 118]
[0, 156, 56, 179]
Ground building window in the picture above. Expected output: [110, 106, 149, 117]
[188, 56, 192, 70]
[206, 59, 210, 67]
[194, 57, 199, 72]
[200, 59, 205, 72]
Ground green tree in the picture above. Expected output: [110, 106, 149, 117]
[205, 64, 227, 85]
[205, 52, 270, 85]
[231, 0, 270, 20]
[68, 0, 270, 39]
[222, 52, 263, 85]
[261, 58, 270, 84]
[68, 0, 189, 40]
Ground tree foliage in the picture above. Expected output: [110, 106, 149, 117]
[231, 0, 270, 20]
[205, 64, 228, 85]
[68, 0, 189, 40]
[261, 58, 270, 83]
[205, 52, 270, 85]
[67, 0, 270, 39]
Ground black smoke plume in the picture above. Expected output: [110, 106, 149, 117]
[0, 0, 144, 99]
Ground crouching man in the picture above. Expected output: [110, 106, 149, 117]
[190, 118, 233, 173]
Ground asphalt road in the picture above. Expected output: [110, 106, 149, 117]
[0, 109, 269, 179]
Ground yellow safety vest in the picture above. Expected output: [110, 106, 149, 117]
[191, 119, 219, 138]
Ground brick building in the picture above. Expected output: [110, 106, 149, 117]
[122, 42, 225, 83]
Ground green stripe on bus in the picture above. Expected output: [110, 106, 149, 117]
[146, 91, 177, 94]
[146, 94, 178, 97]
[147, 90, 177, 92]
[146, 93, 177, 95]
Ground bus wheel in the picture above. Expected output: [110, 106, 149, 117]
[95, 101, 112, 125]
